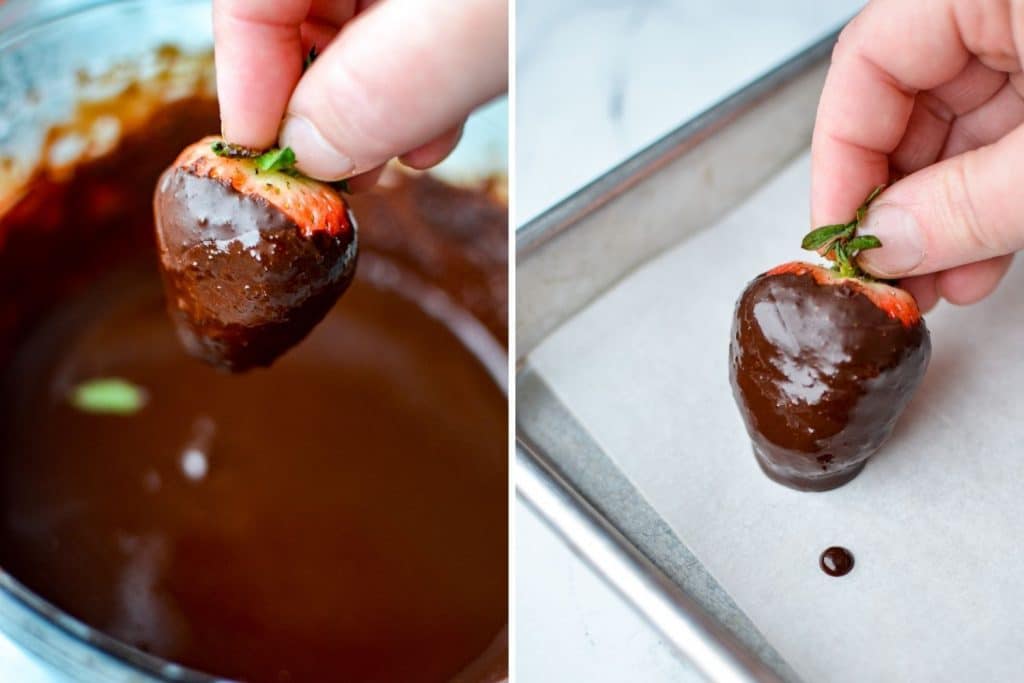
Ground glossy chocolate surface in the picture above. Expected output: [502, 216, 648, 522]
[730, 271, 930, 491]
[155, 169, 357, 372]
[0, 95, 507, 682]
[820, 547, 855, 577]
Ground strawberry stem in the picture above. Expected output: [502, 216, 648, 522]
[211, 141, 301, 176]
[210, 140, 260, 159]
[801, 185, 885, 279]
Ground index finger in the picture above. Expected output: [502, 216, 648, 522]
[811, 0, 984, 226]
[213, 0, 312, 148]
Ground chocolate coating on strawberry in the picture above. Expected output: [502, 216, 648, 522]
[730, 265, 930, 490]
[729, 186, 931, 491]
[154, 137, 357, 371]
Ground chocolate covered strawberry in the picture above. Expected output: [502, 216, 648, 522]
[154, 136, 357, 372]
[729, 188, 930, 491]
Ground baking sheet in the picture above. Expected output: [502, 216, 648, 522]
[530, 151, 1024, 682]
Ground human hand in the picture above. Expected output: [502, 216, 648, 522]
[213, 0, 507, 186]
[811, 0, 1024, 311]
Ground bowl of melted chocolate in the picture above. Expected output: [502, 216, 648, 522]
[0, 3, 507, 681]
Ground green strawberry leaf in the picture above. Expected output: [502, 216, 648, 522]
[847, 235, 883, 252]
[255, 147, 297, 174]
[804, 185, 888, 279]
[801, 223, 852, 250]
[70, 378, 147, 416]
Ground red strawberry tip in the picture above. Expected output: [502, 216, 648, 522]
[173, 136, 351, 239]
[766, 261, 921, 327]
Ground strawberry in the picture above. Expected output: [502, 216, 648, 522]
[154, 136, 357, 372]
[729, 188, 930, 491]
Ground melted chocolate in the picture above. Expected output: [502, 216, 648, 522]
[730, 271, 930, 491]
[820, 547, 855, 577]
[350, 173, 507, 341]
[154, 169, 357, 371]
[0, 93, 507, 682]
[0, 97, 223, 365]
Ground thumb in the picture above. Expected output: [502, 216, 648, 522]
[279, 0, 507, 181]
[858, 124, 1024, 278]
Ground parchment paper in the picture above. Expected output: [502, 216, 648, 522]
[530, 152, 1024, 682]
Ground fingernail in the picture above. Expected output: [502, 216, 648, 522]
[279, 115, 354, 181]
[858, 205, 926, 276]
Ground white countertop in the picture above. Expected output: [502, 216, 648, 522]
[516, 0, 862, 225]
[516, 503, 705, 683]
[515, 1, 863, 681]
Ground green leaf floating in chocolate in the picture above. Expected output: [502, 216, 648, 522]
[70, 378, 147, 415]
[801, 185, 886, 279]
